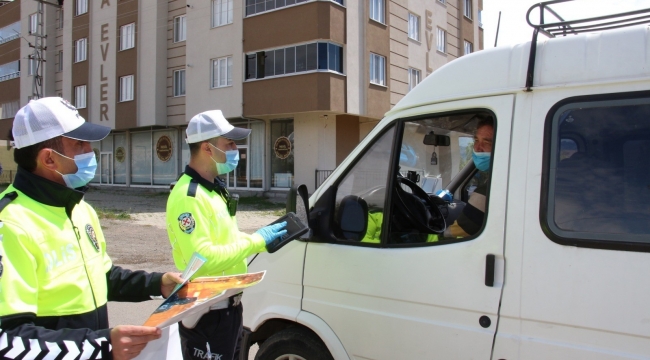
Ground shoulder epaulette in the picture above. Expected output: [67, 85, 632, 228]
[0, 191, 17, 213]
[187, 180, 199, 197]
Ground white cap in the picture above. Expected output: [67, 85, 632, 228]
[186, 110, 251, 144]
[12, 97, 110, 149]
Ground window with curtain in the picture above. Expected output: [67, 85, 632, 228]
[212, 0, 233, 27]
[174, 16, 186, 42]
[464, 40, 473, 55]
[120, 75, 134, 102]
[370, 0, 385, 23]
[76, 0, 88, 16]
[174, 69, 186, 97]
[75, 85, 87, 109]
[408, 68, 421, 92]
[120, 23, 135, 50]
[408, 13, 420, 41]
[437, 28, 446, 53]
[370, 53, 386, 86]
[75, 38, 87, 62]
[464, 0, 472, 19]
[212, 56, 233, 88]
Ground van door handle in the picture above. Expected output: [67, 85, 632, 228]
[485, 254, 495, 287]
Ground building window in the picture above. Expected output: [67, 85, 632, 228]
[29, 13, 39, 35]
[120, 23, 135, 51]
[245, 41, 343, 80]
[478, 9, 483, 28]
[173, 69, 186, 97]
[75, 38, 87, 62]
[76, 0, 88, 16]
[437, 28, 446, 53]
[174, 15, 186, 43]
[119, 75, 134, 102]
[438, 0, 445, 3]
[464, 0, 472, 19]
[370, 53, 385, 86]
[245, 0, 344, 17]
[57, 51, 63, 72]
[212, 56, 233, 88]
[370, 0, 385, 24]
[408, 13, 420, 41]
[74, 85, 87, 109]
[212, 0, 233, 27]
[408, 68, 421, 91]
[57, 9, 64, 29]
[464, 40, 473, 55]
[28, 56, 37, 76]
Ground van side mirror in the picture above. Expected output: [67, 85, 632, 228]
[423, 132, 450, 146]
[287, 184, 312, 238]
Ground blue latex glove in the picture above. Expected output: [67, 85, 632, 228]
[255, 221, 288, 245]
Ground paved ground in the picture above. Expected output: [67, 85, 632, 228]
[82, 186, 284, 332]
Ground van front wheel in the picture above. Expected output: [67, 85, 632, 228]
[254, 327, 333, 360]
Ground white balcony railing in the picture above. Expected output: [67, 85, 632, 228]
[0, 71, 20, 82]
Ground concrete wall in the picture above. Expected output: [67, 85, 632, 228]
[186, 0, 243, 120]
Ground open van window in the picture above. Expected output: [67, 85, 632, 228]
[332, 110, 496, 246]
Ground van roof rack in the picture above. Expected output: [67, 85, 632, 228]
[524, 0, 650, 91]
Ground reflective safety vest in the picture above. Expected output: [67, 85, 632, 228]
[0, 184, 112, 321]
[166, 167, 266, 278]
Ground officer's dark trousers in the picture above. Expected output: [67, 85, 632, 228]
[179, 304, 243, 360]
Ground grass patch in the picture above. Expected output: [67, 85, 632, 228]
[96, 208, 132, 220]
[238, 196, 284, 210]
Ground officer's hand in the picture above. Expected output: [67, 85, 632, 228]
[160, 272, 184, 298]
[255, 221, 288, 245]
[110, 325, 161, 360]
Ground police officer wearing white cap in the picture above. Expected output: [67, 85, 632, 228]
[0, 97, 183, 360]
[166, 110, 287, 360]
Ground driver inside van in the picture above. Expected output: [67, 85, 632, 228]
[444, 118, 494, 238]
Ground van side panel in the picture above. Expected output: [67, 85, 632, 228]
[493, 83, 650, 359]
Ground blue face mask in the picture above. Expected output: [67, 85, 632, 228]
[209, 143, 239, 175]
[54, 151, 98, 189]
[472, 150, 491, 172]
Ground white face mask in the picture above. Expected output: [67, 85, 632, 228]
[209, 143, 239, 175]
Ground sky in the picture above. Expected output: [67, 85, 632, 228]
[481, 0, 650, 48]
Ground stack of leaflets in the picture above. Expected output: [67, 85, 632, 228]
[141, 252, 265, 329]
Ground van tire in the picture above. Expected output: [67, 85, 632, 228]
[254, 326, 333, 360]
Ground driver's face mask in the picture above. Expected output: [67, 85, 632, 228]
[472, 150, 491, 172]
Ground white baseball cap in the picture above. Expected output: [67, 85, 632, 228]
[186, 110, 251, 144]
[12, 97, 111, 149]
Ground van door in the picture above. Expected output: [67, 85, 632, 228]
[302, 95, 514, 359]
[493, 91, 650, 359]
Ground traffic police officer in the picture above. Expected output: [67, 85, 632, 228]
[0, 97, 183, 360]
[166, 110, 287, 360]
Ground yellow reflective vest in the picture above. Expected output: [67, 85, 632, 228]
[0, 168, 163, 359]
[166, 166, 266, 278]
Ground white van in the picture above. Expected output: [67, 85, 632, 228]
[242, 6, 650, 360]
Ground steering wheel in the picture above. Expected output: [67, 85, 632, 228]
[392, 176, 445, 234]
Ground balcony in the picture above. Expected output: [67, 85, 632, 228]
[0, 71, 20, 83]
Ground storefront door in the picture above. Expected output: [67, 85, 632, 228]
[100, 152, 113, 185]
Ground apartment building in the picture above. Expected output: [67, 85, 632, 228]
[0, 0, 483, 192]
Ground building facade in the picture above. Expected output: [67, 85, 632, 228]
[0, 0, 483, 193]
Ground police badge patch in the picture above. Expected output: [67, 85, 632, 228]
[85, 224, 100, 252]
[178, 213, 196, 234]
